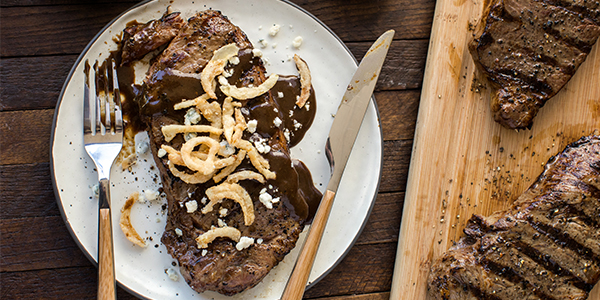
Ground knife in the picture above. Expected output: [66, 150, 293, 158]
[281, 29, 395, 300]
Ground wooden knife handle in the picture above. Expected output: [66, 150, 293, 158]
[98, 207, 116, 300]
[281, 189, 336, 300]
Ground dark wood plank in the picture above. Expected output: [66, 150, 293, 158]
[0, 216, 90, 272]
[349, 40, 429, 91]
[376, 90, 420, 142]
[1, 242, 395, 299]
[0, 2, 434, 58]
[305, 242, 396, 298]
[379, 139, 413, 193]
[1, 267, 138, 300]
[294, 0, 435, 41]
[309, 292, 390, 300]
[0, 4, 135, 57]
[0, 191, 404, 272]
[0, 55, 77, 111]
[0, 163, 59, 219]
[0, 109, 54, 165]
[1, 0, 138, 7]
[355, 192, 405, 245]
[0, 43, 425, 112]
[0, 91, 418, 166]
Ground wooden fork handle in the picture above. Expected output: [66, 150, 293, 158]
[98, 179, 116, 300]
[98, 208, 116, 300]
[281, 189, 336, 300]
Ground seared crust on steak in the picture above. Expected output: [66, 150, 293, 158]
[469, 0, 600, 129]
[120, 11, 185, 66]
[428, 135, 600, 300]
[136, 10, 321, 295]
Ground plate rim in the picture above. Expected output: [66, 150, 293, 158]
[49, 0, 384, 298]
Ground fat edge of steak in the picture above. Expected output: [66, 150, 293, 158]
[469, 0, 600, 129]
[428, 135, 600, 300]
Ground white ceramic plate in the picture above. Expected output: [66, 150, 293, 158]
[51, 0, 383, 299]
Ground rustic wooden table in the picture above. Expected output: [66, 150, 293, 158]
[0, 0, 434, 299]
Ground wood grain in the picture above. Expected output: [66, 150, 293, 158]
[305, 242, 397, 298]
[0, 216, 90, 272]
[355, 192, 405, 245]
[1, 242, 397, 299]
[283, 190, 337, 300]
[0, 55, 78, 111]
[98, 208, 116, 300]
[0, 1, 430, 299]
[0, 46, 424, 112]
[292, 0, 435, 41]
[349, 40, 429, 91]
[1, 267, 138, 300]
[0, 109, 54, 165]
[0, 4, 135, 57]
[390, 0, 600, 298]
[0, 163, 59, 219]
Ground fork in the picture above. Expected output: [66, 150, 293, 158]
[83, 58, 123, 300]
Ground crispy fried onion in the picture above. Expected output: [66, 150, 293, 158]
[174, 93, 211, 110]
[293, 54, 311, 108]
[167, 160, 215, 184]
[202, 182, 255, 225]
[201, 43, 240, 99]
[120, 192, 147, 248]
[213, 150, 246, 183]
[161, 125, 223, 142]
[195, 226, 241, 249]
[180, 136, 223, 174]
[163, 144, 236, 170]
[222, 97, 242, 144]
[235, 139, 276, 180]
[219, 73, 279, 100]
[232, 108, 247, 145]
[226, 170, 265, 184]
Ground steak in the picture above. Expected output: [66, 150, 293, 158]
[469, 0, 600, 129]
[120, 9, 185, 66]
[428, 135, 600, 300]
[133, 10, 322, 295]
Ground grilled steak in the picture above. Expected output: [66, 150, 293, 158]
[120, 10, 185, 66]
[469, 0, 600, 129]
[428, 135, 600, 300]
[134, 10, 322, 295]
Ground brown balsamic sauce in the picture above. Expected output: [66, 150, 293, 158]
[108, 39, 322, 223]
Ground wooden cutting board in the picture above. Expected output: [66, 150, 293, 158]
[389, 0, 600, 299]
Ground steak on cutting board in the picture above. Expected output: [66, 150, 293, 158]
[135, 10, 321, 295]
[470, 0, 600, 129]
[428, 135, 600, 300]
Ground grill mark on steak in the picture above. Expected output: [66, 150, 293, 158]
[527, 214, 600, 270]
[428, 135, 600, 300]
[511, 240, 593, 291]
[483, 239, 586, 299]
[509, 222, 597, 288]
[470, 0, 600, 129]
[482, 259, 554, 300]
[544, 0, 600, 24]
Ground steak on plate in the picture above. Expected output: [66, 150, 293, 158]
[469, 0, 600, 129]
[120, 9, 185, 66]
[133, 10, 321, 295]
[428, 135, 600, 300]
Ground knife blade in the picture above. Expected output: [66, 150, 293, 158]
[281, 29, 394, 300]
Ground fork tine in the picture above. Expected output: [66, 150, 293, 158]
[110, 58, 123, 135]
[94, 62, 105, 135]
[83, 60, 93, 136]
[103, 61, 113, 135]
